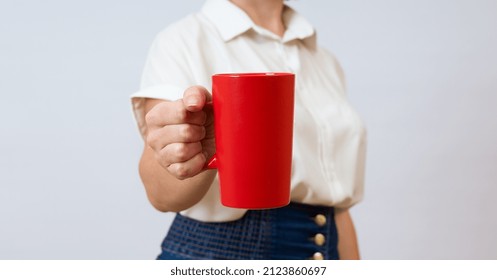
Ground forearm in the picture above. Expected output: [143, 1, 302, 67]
[139, 145, 216, 212]
[334, 208, 360, 260]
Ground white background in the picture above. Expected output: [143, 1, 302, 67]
[1, 0, 496, 259]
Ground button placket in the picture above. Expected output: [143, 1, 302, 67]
[284, 43, 300, 72]
[309, 213, 327, 259]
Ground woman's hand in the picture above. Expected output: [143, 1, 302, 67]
[144, 86, 215, 180]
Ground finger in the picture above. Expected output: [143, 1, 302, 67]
[155, 142, 203, 167]
[183, 86, 212, 113]
[147, 124, 206, 151]
[145, 100, 207, 127]
[167, 152, 207, 180]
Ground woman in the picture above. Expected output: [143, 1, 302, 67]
[131, 0, 366, 260]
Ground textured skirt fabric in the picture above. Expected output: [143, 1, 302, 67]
[157, 202, 339, 260]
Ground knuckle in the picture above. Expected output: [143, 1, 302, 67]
[173, 164, 190, 180]
[146, 131, 159, 148]
[154, 151, 169, 168]
[144, 111, 157, 126]
[174, 143, 189, 161]
[157, 147, 170, 163]
[179, 125, 195, 141]
[176, 106, 188, 121]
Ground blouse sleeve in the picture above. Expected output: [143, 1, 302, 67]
[130, 28, 194, 139]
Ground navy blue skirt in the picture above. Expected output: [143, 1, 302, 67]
[157, 202, 339, 260]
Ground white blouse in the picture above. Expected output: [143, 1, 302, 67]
[131, 0, 367, 222]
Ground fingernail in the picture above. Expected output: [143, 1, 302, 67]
[187, 96, 199, 107]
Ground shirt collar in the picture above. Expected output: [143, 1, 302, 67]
[201, 0, 316, 46]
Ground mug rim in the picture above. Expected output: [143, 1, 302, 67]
[213, 72, 294, 78]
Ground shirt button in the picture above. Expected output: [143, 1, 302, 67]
[312, 252, 324, 260]
[314, 214, 327, 227]
[314, 233, 326, 246]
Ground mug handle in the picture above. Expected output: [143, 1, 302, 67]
[202, 101, 218, 169]
[205, 155, 218, 169]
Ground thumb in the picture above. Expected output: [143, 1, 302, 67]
[183, 86, 212, 112]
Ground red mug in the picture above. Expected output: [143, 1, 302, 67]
[206, 72, 295, 209]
